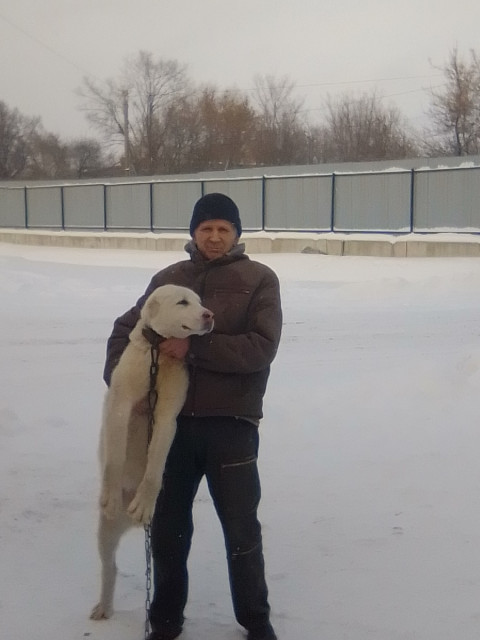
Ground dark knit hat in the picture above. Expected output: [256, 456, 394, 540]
[189, 193, 242, 237]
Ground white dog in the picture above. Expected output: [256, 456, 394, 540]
[90, 284, 214, 621]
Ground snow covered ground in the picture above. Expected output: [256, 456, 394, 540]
[1, 241, 480, 640]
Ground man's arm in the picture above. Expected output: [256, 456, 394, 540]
[103, 305, 141, 385]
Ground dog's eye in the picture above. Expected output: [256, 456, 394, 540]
[176, 299, 189, 306]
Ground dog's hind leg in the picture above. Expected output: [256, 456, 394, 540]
[90, 511, 130, 620]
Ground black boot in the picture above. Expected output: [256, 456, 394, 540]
[247, 621, 277, 640]
[146, 624, 182, 640]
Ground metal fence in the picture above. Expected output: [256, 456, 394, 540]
[1, 164, 480, 234]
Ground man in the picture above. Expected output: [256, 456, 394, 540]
[104, 193, 282, 640]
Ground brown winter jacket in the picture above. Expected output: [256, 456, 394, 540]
[103, 242, 282, 421]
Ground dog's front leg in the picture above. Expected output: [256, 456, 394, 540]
[100, 396, 132, 520]
[127, 414, 177, 525]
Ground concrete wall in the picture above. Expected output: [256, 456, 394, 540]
[2, 228, 480, 257]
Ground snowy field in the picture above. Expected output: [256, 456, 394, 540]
[1, 241, 480, 640]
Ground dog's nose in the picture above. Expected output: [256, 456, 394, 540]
[202, 309, 214, 320]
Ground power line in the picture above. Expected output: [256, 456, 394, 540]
[0, 9, 96, 79]
[0, 8, 449, 131]
[0, 9, 444, 95]
[233, 74, 445, 106]
[294, 74, 443, 90]
[300, 84, 445, 114]
[381, 84, 444, 99]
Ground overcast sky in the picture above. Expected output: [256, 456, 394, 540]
[1, 0, 480, 141]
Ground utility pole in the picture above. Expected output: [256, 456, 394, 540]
[122, 89, 130, 175]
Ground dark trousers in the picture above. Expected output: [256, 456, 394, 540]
[149, 416, 271, 633]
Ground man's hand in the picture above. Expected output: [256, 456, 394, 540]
[159, 337, 190, 360]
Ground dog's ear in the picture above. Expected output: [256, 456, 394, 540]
[143, 297, 160, 321]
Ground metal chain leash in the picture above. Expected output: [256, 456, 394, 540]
[144, 521, 153, 640]
[144, 342, 160, 640]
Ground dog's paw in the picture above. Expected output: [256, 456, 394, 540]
[90, 601, 112, 620]
[99, 486, 122, 520]
[127, 485, 156, 525]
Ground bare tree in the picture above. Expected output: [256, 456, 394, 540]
[68, 138, 106, 178]
[27, 131, 69, 178]
[426, 47, 480, 156]
[78, 51, 189, 174]
[0, 101, 39, 178]
[194, 87, 256, 170]
[160, 93, 202, 173]
[252, 75, 307, 165]
[320, 91, 418, 162]
[0, 101, 109, 180]
[157, 87, 256, 173]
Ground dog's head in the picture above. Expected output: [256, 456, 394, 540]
[141, 284, 214, 339]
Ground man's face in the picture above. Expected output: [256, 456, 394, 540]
[193, 219, 238, 260]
